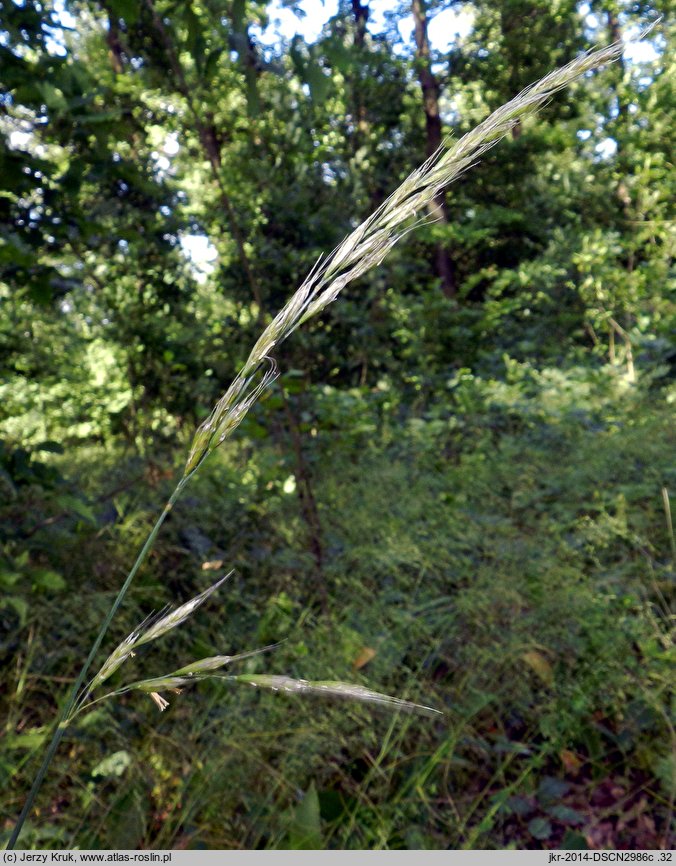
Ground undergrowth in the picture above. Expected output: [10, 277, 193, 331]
[2, 363, 673, 849]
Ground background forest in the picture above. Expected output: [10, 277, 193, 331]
[1, 0, 674, 851]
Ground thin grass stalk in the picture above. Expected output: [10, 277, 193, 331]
[7, 33, 651, 849]
[7, 478, 187, 850]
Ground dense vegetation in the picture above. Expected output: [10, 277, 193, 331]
[1, 0, 674, 850]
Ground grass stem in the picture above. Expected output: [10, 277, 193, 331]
[7, 477, 188, 849]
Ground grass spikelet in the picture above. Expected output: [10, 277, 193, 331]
[89, 629, 142, 691]
[124, 674, 196, 693]
[77, 652, 441, 719]
[234, 674, 444, 718]
[88, 608, 161, 691]
[121, 674, 443, 717]
[88, 573, 233, 691]
[171, 643, 282, 676]
[134, 572, 233, 647]
[77, 644, 281, 713]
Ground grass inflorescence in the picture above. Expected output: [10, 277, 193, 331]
[7, 33, 654, 849]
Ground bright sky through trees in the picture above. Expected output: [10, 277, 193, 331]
[42, 0, 659, 274]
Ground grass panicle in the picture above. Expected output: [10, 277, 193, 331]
[183, 36, 639, 477]
[8, 32, 652, 848]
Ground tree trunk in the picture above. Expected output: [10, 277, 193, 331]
[351, 0, 369, 140]
[105, 12, 124, 74]
[140, 0, 264, 314]
[604, 4, 632, 216]
[411, 0, 457, 298]
[280, 391, 327, 613]
[351, 0, 369, 46]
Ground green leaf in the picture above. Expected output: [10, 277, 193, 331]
[4, 729, 46, 751]
[304, 60, 330, 105]
[547, 804, 584, 825]
[36, 82, 68, 110]
[0, 571, 21, 590]
[528, 817, 553, 840]
[286, 783, 323, 850]
[91, 750, 132, 779]
[31, 569, 66, 592]
[324, 39, 354, 74]
[204, 47, 224, 81]
[78, 708, 110, 730]
[108, 0, 139, 25]
[34, 440, 64, 454]
[56, 493, 97, 524]
[537, 776, 569, 804]
[0, 596, 29, 627]
[561, 830, 588, 850]
[504, 795, 532, 817]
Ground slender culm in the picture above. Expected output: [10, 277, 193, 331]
[7, 33, 648, 849]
